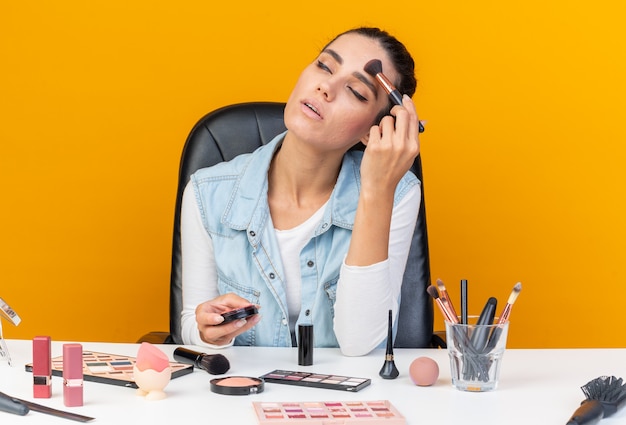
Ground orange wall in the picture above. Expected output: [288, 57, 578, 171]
[2, 1, 625, 348]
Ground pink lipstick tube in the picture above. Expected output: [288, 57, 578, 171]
[32, 336, 52, 398]
[63, 343, 83, 407]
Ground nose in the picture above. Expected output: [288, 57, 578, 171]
[316, 78, 336, 101]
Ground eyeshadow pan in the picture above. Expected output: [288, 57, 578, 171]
[253, 400, 405, 424]
[260, 369, 371, 392]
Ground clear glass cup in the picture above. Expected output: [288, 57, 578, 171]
[445, 318, 509, 392]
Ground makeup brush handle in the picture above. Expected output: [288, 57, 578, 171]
[470, 298, 497, 352]
[0, 392, 29, 416]
[389, 89, 403, 106]
[566, 399, 604, 425]
[387, 89, 425, 133]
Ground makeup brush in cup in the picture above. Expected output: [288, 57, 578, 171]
[460, 279, 468, 325]
[566, 376, 626, 424]
[485, 282, 523, 352]
[363, 59, 425, 133]
[379, 309, 399, 379]
[436, 279, 458, 319]
[497, 282, 522, 324]
[173, 347, 230, 375]
[427, 285, 457, 323]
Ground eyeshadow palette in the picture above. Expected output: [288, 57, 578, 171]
[253, 400, 406, 424]
[25, 351, 193, 388]
[260, 369, 371, 392]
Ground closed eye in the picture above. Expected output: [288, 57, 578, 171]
[349, 87, 367, 102]
[317, 58, 368, 102]
[316, 60, 331, 73]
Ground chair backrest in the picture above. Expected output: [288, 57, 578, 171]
[168, 102, 433, 348]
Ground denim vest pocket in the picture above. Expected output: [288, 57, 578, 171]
[217, 275, 262, 304]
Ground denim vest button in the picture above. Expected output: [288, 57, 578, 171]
[269, 273, 275, 279]
[321, 223, 328, 229]
[305, 309, 311, 316]
[249, 230, 256, 237]
[282, 318, 287, 325]
[307, 260, 314, 267]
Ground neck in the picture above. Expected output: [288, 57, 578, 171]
[267, 136, 343, 229]
[269, 138, 342, 204]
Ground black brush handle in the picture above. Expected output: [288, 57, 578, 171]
[388, 89, 425, 133]
[0, 392, 29, 416]
[173, 347, 203, 367]
[566, 399, 603, 425]
[470, 297, 497, 352]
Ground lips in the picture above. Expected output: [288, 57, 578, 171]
[302, 101, 322, 119]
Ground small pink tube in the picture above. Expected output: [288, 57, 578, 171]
[63, 343, 83, 407]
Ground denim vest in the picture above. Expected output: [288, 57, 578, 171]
[189, 132, 418, 347]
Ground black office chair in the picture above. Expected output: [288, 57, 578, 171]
[139, 102, 441, 348]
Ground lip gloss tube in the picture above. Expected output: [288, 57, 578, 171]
[32, 336, 52, 398]
[63, 343, 83, 407]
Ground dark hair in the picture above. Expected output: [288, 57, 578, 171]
[324, 27, 417, 100]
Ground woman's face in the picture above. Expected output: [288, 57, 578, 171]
[284, 32, 398, 152]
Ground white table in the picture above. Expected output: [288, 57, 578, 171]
[1, 340, 625, 424]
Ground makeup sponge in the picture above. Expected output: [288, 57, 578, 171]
[135, 342, 170, 372]
[409, 356, 439, 386]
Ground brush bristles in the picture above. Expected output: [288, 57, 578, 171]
[200, 354, 230, 375]
[436, 279, 446, 291]
[507, 282, 522, 304]
[426, 285, 440, 299]
[363, 59, 383, 77]
[581, 376, 626, 402]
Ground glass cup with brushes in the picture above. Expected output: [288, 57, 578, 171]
[430, 280, 522, 392]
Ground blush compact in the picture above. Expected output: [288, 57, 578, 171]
[221, 305, 259, 324]
[210, 376, 265, 396]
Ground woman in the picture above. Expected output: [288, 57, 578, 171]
[180, 27, 422, 356]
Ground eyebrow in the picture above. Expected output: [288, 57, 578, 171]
[321, 48, 379, 99]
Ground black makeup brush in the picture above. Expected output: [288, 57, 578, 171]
[0, 392, 29, 416]
[379, 309, 399, 379]
[363, 59, 425, 133]
[567, 376, 626, 425]
[173, 347, 230, 375]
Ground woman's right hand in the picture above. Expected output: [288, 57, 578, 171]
[195, 293, 261, 346]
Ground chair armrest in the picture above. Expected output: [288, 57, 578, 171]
[137, 331, 173, 344]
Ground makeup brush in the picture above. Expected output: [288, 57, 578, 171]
[0, 392, 29, 416]
[460, 279, 468, 325]
[427, 285, 457, 323]
[363, 59, 425, 133]
[429, 286, 488, 381]
[379, 309, 399, 379]
[485, 283, 522, 352]
[173, 347, 230, 375]
[436, 279, 458, 320]
[497, 282, 522, 324]
[566, 376, 626, 425]
[470, 297, 497, 353]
